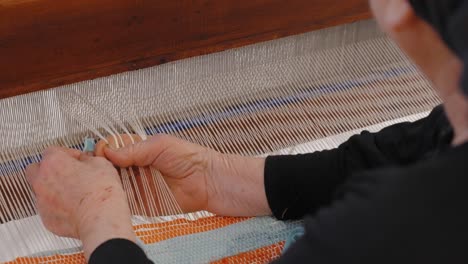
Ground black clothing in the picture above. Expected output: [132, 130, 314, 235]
[264, 105, 453, 221]
[91, 106, 468, 263]
[89, 239, 152, 264]
[267, 106, 468, 263]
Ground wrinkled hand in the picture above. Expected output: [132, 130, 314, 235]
[96, 134, 271, 217]
[26, 147, 135, 260]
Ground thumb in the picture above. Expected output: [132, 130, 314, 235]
[104, 136, 165, 168]
[25, 163, 40, 186]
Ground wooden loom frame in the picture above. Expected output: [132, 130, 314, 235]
[0, 0, 370, 99]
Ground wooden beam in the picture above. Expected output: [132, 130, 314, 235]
[0, 0, 370, 98]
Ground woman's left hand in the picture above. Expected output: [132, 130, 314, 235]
[26, 146, 136, 261]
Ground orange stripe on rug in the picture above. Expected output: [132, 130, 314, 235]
[7, 216, 250, 263]
[134, 216, 250, 244]
[211, 241, 285, 264]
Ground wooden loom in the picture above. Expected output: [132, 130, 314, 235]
[0, 1, 439, 263]
[1, 0, 371, 98]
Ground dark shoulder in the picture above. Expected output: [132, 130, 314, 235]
[299, 144, 468, 263]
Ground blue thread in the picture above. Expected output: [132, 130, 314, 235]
[83, 138, 96, 153]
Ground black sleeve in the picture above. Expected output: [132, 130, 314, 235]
[265, 106, 452, 220]
[89, 239, 153, 264]
[271, 143, 468, 264]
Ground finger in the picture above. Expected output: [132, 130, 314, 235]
[25, 163, 40, 186]
[370, 0, 415, 32]
[78, 153, 93, 162]
[104, 134, 172, 168]
[95, 134, 142, 157]
[43, 146, 82, 160]
[94, 140, 107, 157]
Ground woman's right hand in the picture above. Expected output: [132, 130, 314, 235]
[96, 134, 271, 217]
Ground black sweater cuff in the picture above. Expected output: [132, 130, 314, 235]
[264, 151, 344, 220]
[89, 238, 153, 264]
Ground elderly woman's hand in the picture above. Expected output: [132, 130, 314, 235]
[26, 147, 135, 261]
[95, 134, 271, 217]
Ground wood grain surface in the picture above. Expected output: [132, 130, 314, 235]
[0, 0, 370, 98]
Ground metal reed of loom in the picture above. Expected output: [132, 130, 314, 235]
[0, 3, 439, 263]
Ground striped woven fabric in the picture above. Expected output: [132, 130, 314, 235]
[7, 216, 301, 263]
